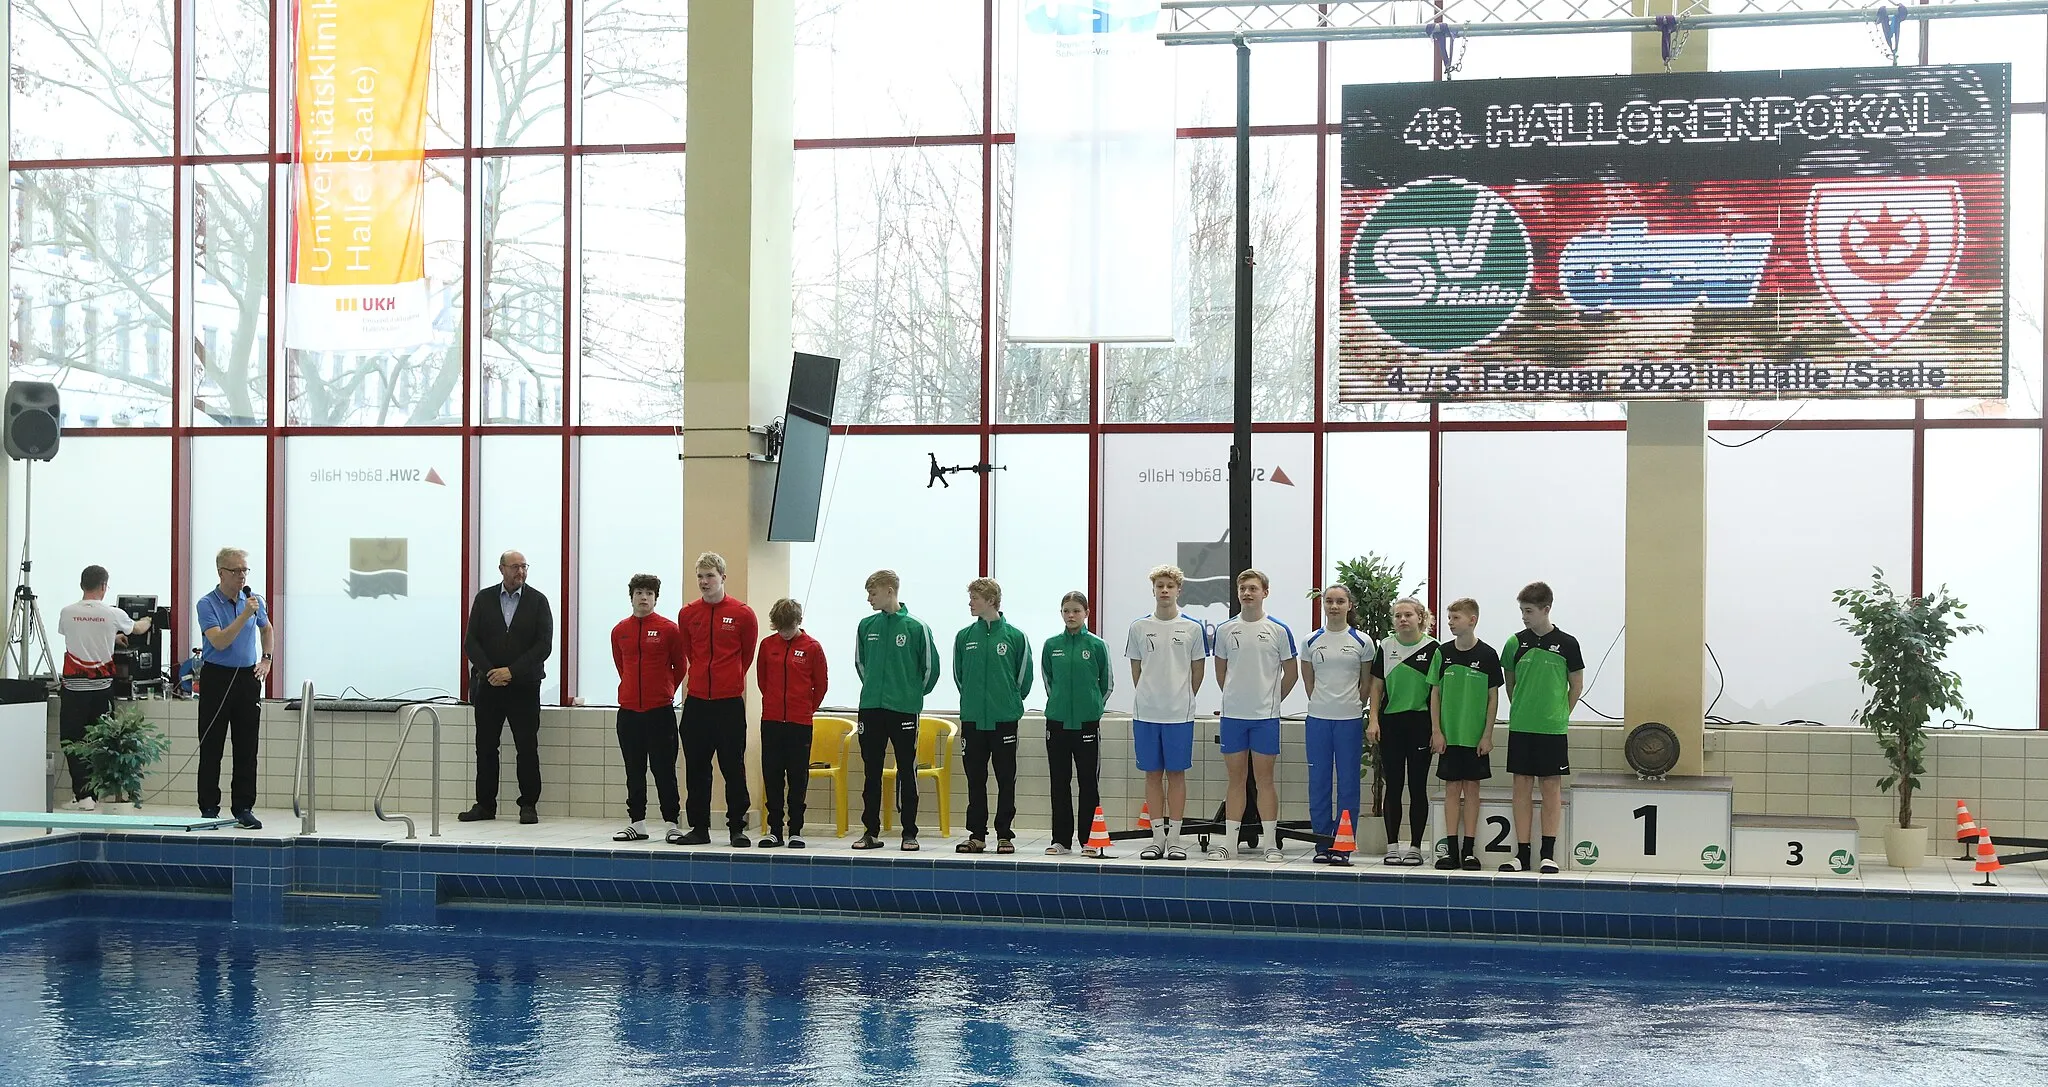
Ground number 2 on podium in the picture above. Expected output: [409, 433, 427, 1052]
[1633, 804, 1658, 855]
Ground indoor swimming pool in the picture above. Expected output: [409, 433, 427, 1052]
[3, 896, 2045, 1086]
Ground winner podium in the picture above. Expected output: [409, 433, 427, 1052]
[1568, 773, 1734, 874]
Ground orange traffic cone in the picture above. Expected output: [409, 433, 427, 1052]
[1975, 832, 2003, 887]
[1332, 810, 1357, 856]
[1136, 803, 1153, 834]
[1956, 800, 1987, 860]
[1086, 806, 1114, 857]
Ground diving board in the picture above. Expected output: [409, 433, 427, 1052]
[0, 811, 239, 832]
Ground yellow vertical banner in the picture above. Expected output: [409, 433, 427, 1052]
[286, 0, 434, 351]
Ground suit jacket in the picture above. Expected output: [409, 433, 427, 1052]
[465, 584, 554, 687]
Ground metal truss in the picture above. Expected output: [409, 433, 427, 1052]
[1161, 0, 2048, 44]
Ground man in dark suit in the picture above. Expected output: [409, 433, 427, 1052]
[460, 550, 554, 824]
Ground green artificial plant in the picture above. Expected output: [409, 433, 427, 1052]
[1833, 569, 1979, 830]
[60, 703, 171, 807]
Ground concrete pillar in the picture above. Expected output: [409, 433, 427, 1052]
[683, 1, 795, 814]
[1623, 2, 1709, 776]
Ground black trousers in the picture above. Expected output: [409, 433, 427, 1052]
[58, 686, 115, 800]
[964, 721, 1019, 841]
[1045, 720, 1101, 849]
[197, 663, 261, 814]
[858, 708, 919, 838]
[759, 720, 814, 836]
[681, 696, 750, 833]
[616, 706, 680, 824]
[1381, 710, 1433, 847]
[473, 679, 543, 809]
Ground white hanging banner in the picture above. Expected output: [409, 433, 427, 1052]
[1008, 1, 1178, 343]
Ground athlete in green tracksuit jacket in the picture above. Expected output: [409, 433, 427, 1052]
[852, 571, 942, 850]
[1040, 592, 1115, 853]
[953, 579, 1033, 851]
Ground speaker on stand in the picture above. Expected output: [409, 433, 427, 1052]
[5, 381, 62, 681]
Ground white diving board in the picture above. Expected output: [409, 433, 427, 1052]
[0, 811, 239, 832]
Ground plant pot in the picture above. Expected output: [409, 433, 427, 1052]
[1883, 824, 1929, 869]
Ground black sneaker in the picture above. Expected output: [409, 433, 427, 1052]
[729, 831, 751, 848]
[200, 807, 220, 820]
[757, 834, 785, 848]
[231, 809, 263, 830]
[457, 804, 496, 822]
[518, 805, 539, 825]
[675, 827, 712, 846]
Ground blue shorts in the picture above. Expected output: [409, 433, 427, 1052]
[1132, 720, 1194, 773]
[1220, 716, 1281, 756]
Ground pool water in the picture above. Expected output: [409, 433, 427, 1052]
[3, 901, 2047, 1086]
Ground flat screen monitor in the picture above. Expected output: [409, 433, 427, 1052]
[116, 595, 157, 620]
[767, 353, 840, 543]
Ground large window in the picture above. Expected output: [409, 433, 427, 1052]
[8, 1, 2045, 725]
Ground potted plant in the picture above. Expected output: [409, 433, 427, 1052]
[1833, 570, 1979, 868]
[59, 703, 172, 808]
[1313, 554, 1426, 837]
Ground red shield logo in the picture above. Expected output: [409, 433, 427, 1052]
[1807, 181, 1960, 348]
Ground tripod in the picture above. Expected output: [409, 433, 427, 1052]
[7, 460, 54, 680]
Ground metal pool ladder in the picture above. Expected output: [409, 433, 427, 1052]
[290, 681, 316, 834]
[373, 705, 442, 839]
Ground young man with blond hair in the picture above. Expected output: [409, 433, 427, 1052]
[954, 577, 1033, 854]
[1125, 564, 1207, 861]
[675, 551, 759, 847]
[1212, 569, 1299, 863]
[757, 597, 828, 849]
[854, 569, 941, 851]
[1430, 597, 1502, 871]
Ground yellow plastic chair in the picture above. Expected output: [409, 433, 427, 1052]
[881, 715, 958, 838]
[808, 715, 859, 838]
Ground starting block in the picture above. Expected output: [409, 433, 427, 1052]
[1569, 773, 1734, 874]
[1428, 787, 1574, 867]
[1731, 814, 1861, 878]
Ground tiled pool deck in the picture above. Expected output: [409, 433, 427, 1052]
[3, 810, 2041, 957]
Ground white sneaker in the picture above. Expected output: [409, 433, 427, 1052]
[1264, 845, 1285, 863]
[65, 798, 96, 812]
[1382, 844, 1402, 866]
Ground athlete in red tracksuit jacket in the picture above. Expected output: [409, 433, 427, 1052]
[610, 574, 687, 842]
[675, 553, 759, 846]
[757, 598, 829, 847]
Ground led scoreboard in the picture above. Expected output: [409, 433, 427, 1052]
[1336, 65, 2010, 402]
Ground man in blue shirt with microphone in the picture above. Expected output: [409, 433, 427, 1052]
[195, 546, 273, 829]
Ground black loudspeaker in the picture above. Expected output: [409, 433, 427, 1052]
[4, 381, 61, 461]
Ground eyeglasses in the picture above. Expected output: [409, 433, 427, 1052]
[219, 567, 249, 574]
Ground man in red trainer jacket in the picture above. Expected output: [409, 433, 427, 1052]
[675, 552, 759, 847]
[610, 573, 687, 844]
